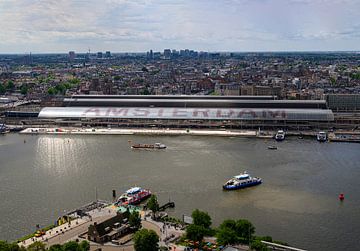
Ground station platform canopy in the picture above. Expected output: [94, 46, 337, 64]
[39, 107, 334, 121]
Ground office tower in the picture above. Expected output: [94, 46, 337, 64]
[68, 51, 76, 62]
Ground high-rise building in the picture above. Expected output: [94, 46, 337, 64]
[97, 52, 103, 59]
[68, 51, 76, 62]
[149, 49, 153, 59]
[164, 49, 171, 59]
[105, 51, 111, 58]
[24, 52, 33, 65]
[172, 49, 179, 58]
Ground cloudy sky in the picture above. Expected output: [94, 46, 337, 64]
[0, 0, 359, 53]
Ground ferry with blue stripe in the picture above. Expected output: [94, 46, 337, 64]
[223, 172, 262, 190]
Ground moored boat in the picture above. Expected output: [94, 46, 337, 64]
[317, 131, 327, 142]
[116, 187, 152, 205]
[275, 130, 285, 141]
[223, 172, 262, 190]
[0, 124, 9, 134]
[268, 145, 277, 150]
[131, 142, 166, 149]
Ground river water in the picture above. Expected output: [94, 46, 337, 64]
[0, 133, 359, 250]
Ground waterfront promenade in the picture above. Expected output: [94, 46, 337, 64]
[19, 127, 257, 137]
[18, 126, 360, 142]
[20, 206, 117, 248]
[20, 207, 188, 251]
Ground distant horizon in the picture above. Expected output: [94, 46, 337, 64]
[0, 50, 359, 55]
[1, 0, 359, 53]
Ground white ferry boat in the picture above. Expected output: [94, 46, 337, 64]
[223, 172, 262, 190]
[116, 187, 152, 205]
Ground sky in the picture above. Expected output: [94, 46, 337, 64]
[0, 0, 359, 53]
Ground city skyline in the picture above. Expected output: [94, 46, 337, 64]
[0, 0, 359, 53]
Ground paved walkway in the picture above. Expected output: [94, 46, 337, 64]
[20, 206, 117, 248]
[142, 212, 185, 250]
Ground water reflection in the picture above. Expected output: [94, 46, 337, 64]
[35, 136, 85, 176]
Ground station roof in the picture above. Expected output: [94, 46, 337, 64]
[39, 107, 334, 121]
[63, 98, 327, 109]
[70, 95, 277, 100]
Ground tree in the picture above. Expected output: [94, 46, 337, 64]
[20, 85, 28, 95]
[0, 241, 26, 251]
[27, 242, 46, 251]
[62, 241, 80, 251]
[216, 226, 238, 246]
[250, 240, 269, 251]
[186, 224, 206, 242]
[48, 244, 63, 251]
[6, 80, 15, 90]
[140, 89, 150, 95]
[68, 78, 80, 86]
[147, 195, 159, 215]
[330, 77, 337, 85]
[216, 219, 256, 245]
[133, 229, 159, 251]
[55, 84, 66, 95]
[191, 209, 212, 229]
[0, 83, 5, 94]
[79, 240, 90, 251]
[129, 210, 142, 230]
[235, 219, 255, 244]
[47, 87, 56, 95]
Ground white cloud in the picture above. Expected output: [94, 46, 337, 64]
[0, 0, 359, 52]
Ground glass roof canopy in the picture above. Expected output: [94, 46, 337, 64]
[39, 107, 334, 121]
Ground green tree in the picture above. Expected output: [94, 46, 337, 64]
[351, 72, 360, 80]
[191, 209, 212, 229]
[0, 241, 26, 251]
[6, 80, 15, 90]
[0, 83, 5, 94]
[79, 240, 90, 251]
[235, 219, 255, 244]
[129, 210, 142, 230]
[20, 85, 28, 95]
[55, 84, 66, 95]
[216, 219, 256, 245]
[47, 87, 56, 95]
[68, 78, 80, 86]
[330, 77, 337, 85]
[216, 226, 238, 246]
[27, 241, 46, 251]
[48, 244, 63, 251]
[140, 89, 150, 95]
[186, 224, 206, 242]
[147, 195, 159, 215]
[62, 241, 81, 251]
[133, 229, 159, 251]
[250, 240, 269, 251]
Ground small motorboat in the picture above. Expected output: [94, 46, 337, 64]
[268, 145, 277, 150]
[131, 143, 166, 149]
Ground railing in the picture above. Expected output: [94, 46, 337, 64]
[261, 241, 307, 251]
